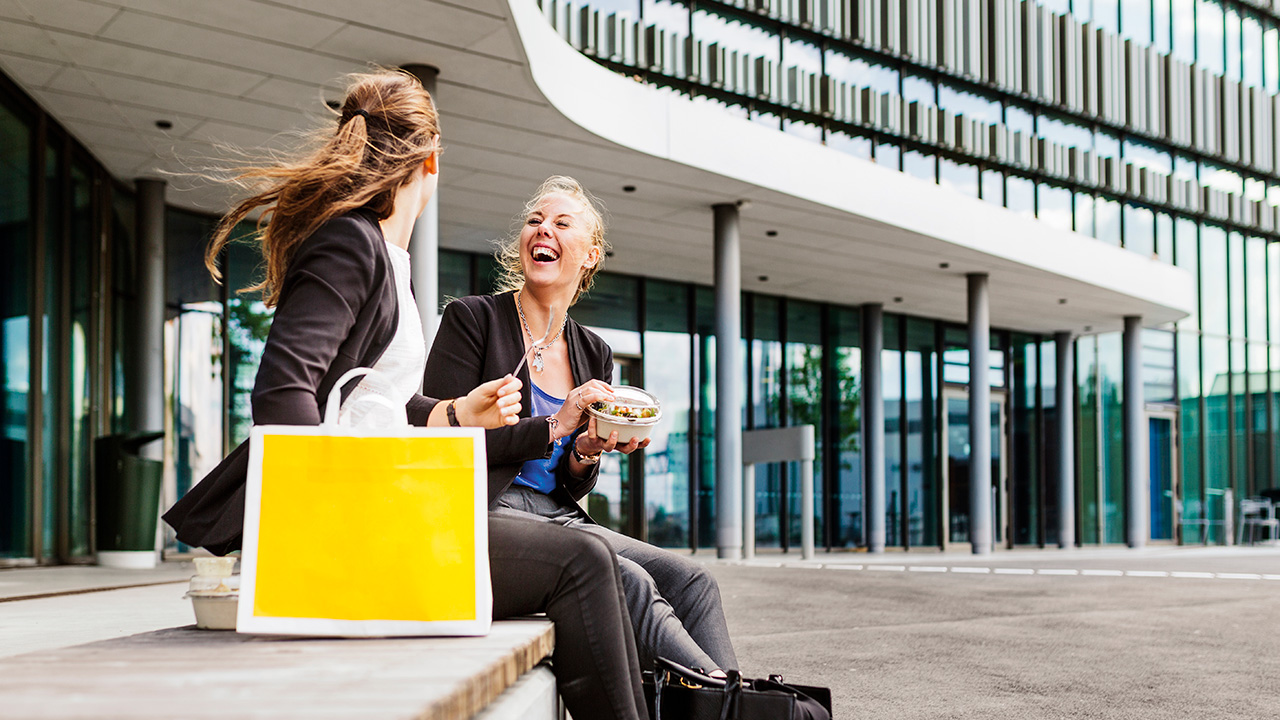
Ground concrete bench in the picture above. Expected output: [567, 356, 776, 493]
[0, 619, 558, 719]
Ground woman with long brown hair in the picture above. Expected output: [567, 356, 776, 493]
[164, 71, 648, 720]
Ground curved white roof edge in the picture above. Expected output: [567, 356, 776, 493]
[506, 0, 1193, 326]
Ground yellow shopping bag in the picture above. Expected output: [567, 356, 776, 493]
[237, 370, 491, 637]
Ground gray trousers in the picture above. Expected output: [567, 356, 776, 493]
[495, 486, 738, 672]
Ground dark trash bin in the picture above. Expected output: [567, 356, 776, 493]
[95, 432, 165, 555]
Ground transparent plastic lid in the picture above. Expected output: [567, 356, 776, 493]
[588, 385, 661, 425]
[186, 574, 240, 598]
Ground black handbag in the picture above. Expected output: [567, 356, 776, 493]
[643, 657, 833, 720]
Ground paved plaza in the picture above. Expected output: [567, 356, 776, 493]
[1, 546, 1278, 718]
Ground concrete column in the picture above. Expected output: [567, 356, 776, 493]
[1054, 331, 1076, 549]
[133, 179, 166, 462]
[862, 303, 886, 553]
[968, 273, 992, 555]
[1123, 315, 1148, 549]
[713, 203, 742, 560]
[403, 64, 441, 346]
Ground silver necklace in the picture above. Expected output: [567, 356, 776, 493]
[516, 290, 567, 373]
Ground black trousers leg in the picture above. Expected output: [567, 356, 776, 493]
[488, 514, 647, 720]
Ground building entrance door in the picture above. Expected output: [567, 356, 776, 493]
[1147, 413, 1178, 542]
[942, 387, 1008, 549]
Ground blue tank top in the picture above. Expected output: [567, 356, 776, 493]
[512, 382, 567, 494]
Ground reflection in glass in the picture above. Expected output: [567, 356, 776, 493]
[643, 280, 691, 549]
[938, 158, 978, 198]
[827, 130, 872, 159]
[1203, 336, 1230, 542]
[1198, 0, 1226, 76]
[1039, 113, 1093, 151]
[1006, 176, 1034, 218]
[1155, 212, 1173, 263]
[1037, 183, 1073, 232]
[1096, 197, 1121, 246]
[40, 144, 59, 559]
[751, 295, 782, 547]
[1075, 192, 1095, 237]
[827, 50, 899, 94]
[1266, 23, 1279, 94]
[1123, 203, 1154, 256]
[875, 141, 900, 170]
[1246, 236, 1267, 342]
[1178, 332, 1204, 542]
[1199, 225, 1228, 336]
[904, 318, 938, 548]
[1244, 13, 1263, 89]
[1097, 333, 1125, 544]
[903, 151, 935, 183]
[1229, 232, 1245, 338]
[1153, 0, 1172, 54]
[1094, 0, 1120, 33]
[695, 286, 716, 549]
[883, 317, 902, 547]
[1172, 0, 1195, 63]
[786, 301, 823, 549]
[832, 307, 862, 547]
[1011, 335, 1039, 546]
[981, 169, 1004, 207]
[1227, 8, 1242, 82]
[1077, 336, 1100, 544]
[1, 99, 32, 558]
[693, 9, 778, 63]
[1143, 330, 1176, 404]
[938, 83, 1001, 124]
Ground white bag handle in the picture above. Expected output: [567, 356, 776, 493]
[323, 367, 409, 428]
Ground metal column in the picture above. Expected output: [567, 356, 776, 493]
[862, 303, 885, 553]
[1055, 331, 1076, 549]
[403, 64, 441, 346]
[133, 179, 166, 462]
[713, 203, 742, 560]
[1123, 315, 1147, 549]
[968, 273, 992, 555]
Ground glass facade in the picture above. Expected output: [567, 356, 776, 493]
[9, 0, 1280, 563]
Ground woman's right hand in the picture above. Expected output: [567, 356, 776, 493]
[455, 375, 522, 428]
[550, 379, 615, 440]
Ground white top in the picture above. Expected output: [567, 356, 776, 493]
[339, 241, 425, 429]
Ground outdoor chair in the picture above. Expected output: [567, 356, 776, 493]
[1236, 497, 1279, 545]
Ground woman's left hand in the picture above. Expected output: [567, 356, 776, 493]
[575, 416, 652, 456]
[455, 374, 522, 428]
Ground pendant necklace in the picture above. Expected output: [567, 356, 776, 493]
[516, 290, 567, 373]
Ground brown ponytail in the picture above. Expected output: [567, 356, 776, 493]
[205, 69, 441, 307]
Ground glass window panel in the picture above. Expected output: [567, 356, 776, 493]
[1270, 242, 1280, 344]
[786, 300, 824, 549]
[644, 0, 689, 34]
[1266, 22, 1279, 94]
[1230, 339, 1247, 498]
[832, 307, 862, 547]
[750, 295, 782, 546]
[981, 169, 1004, 207]
[1143, 329, 1176, 404]
[1123, 203, 1155, 257]
[827, 130, 872, 159]
[1246, 236, 1267, 342]
[1201, 162, 1243, 195]
[783, 119, 822, 142]
[695, 285, 716, 549]
[1039, 113, 1093, 151]
[1096, 196, 1122, 245]
[438, 250, 472, 309]
[40, 143, 58, 560]
[643, 280, 691, 549]
[1121, 0, 1152, 43]
[938, 83, 1002, 124]
[1095, 130, 1121, 161]
[883, 317, 902, 547]
[573, 273, 640, 331]
[1174, 217, 1200, 331]
[826, 50, 899, 94]
[1229, 232, 1246, 338]
[1094, 0, 1120, 33]
[1037, 183, 1074, 233]
[1011, 335, 1040, 546]
[693, 9, 778, 63]
[1, 99, 33, 558]
[938, 158, 979, 198]
[109, 188, 134, 433]
[1244, 13, 1263, 88]
[1203, 335, 1230, 542]
[1197, 0, 1225, 76]
[1077, 335, 1100, 544]
[1227, 7, 1242, 82]
[594, 0, 640, 18]
[1075, 192, 1096, 237]
[1097, 332, 1125, 544]
[1040, 338, 1060, 547]
[1042, 0, 1069, 13]
[1155, 212, 1173, 264]
[1154, 0, 1172, 54]
[1005, 105, 1034, 134]
[783, 37, 822, 75]
[225, 238, 273, 447]
[1178, 332, 1204, 542]
[1172, 0, 1195, 63]
[1123, 139, 1172, 175]
[1006, 175, 1035, 218]
[875, 141, 901, 170]
[904, 318, 938, 549]
[902, 74, 934, 105]
[1200, 224, 1229, 336]
[903, 150, 936, 183]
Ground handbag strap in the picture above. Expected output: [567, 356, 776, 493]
[653, 665, 666, 720]
[717, 670, 742, 720]
[655, 656, 727, 688]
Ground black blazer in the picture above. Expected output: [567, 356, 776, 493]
[422, 291, 611, 507]
[162, 209, 440, 555]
